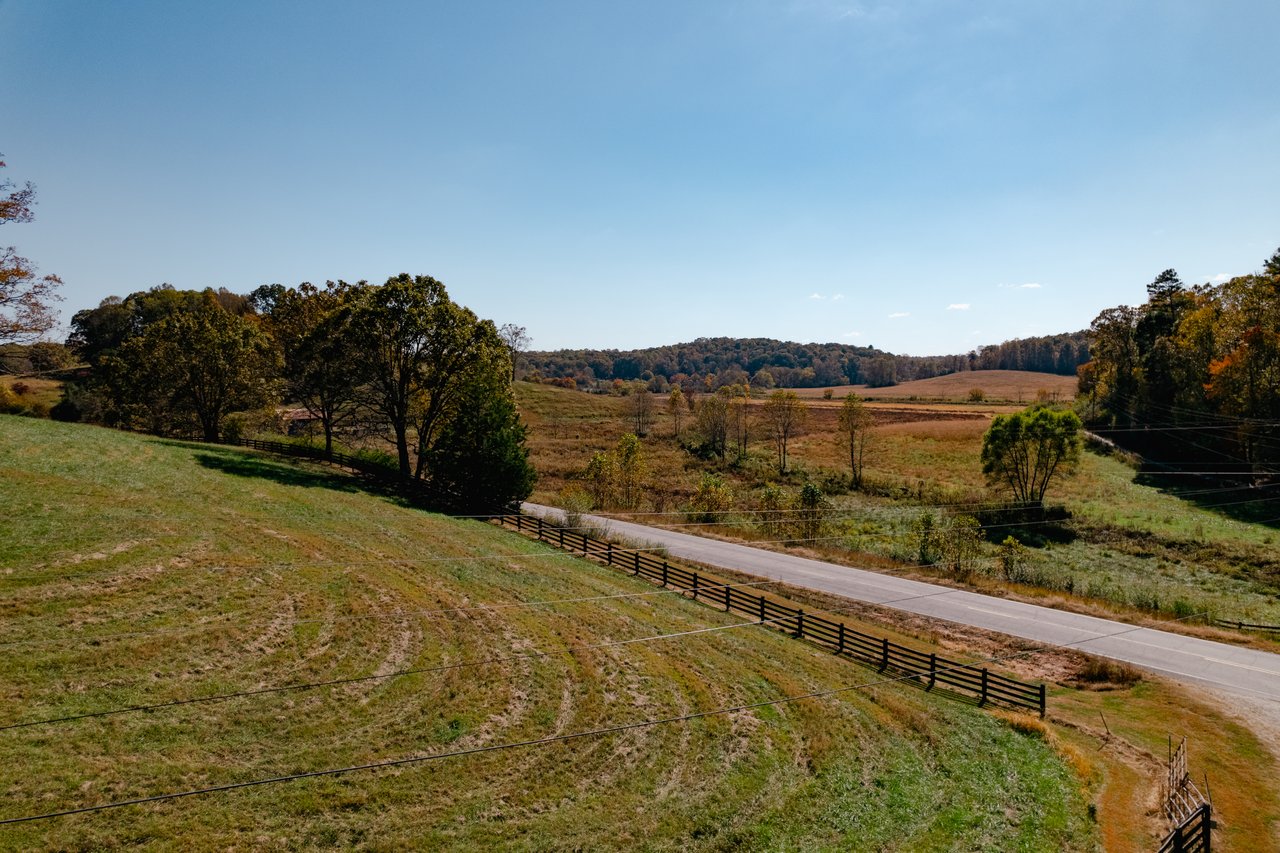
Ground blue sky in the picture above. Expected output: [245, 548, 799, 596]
[2, 1, 1277, 355]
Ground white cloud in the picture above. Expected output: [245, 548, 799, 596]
[998, 282, 1042, 290]
[831, 293, 845, 301]
[888, 311, 909, 319]
[1213, 273, 1230, 282]
[809, 292, 824, 300]
[843, 330, 863, 338]
[947, 303, 970, 311]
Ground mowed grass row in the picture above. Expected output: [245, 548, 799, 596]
[0, 417, 1097, 850]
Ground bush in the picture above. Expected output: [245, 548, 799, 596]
[1074, 656, 1141, 687]
[687, 473, 733, 523]
[968, 387, 985, 402]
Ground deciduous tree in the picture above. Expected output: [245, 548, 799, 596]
[694, 393, 729, 460]
[667, 387, 684, 439]
[106, 292, 280, 440]
[836, 393, 873, 488]
[761, 389, 806, 474]
[348, 274, 508, 481]
[1, 157, 61, 344]
[498, 323, 530, 381]
[266, 281, 362, 454]
[980, 405, 1082, 505]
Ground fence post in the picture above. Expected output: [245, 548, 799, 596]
[837, 623, 845, 655]
[692, 572, 699, 600]
[980, 669, 989, 706]
[1038, 683, 1046, 718]
[758, 595, 765, 624]
[516, 514, 523, 532]
[661, 561, 668, 587]
[881, 638, 889, 671]
[633, 552, 640, 576]
[725, 584, 733, 613]
[538, 516, 545, 541]
[558, 528, 564, 549]
[795, 609, 804, 638]
[928, 653, 937, 690]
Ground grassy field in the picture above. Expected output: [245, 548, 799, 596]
[0, 375, 62, 414]
[511, 382, 1280, 849]
[0, 416, 1107, 850]
[791, 370, 1078, 404]
[516, 380, 1280, 628]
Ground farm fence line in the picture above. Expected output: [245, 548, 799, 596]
[490, 512, 1046, 716]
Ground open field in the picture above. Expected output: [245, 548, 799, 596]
[0, 375, 63, 412]
[791, 370, 1078, 404]
[516, 381, 1280, 628]
[512, 382, 1280, 848]
[0, 416, 1103, 850]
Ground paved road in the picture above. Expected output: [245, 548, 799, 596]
[525, 504, 1280, 704]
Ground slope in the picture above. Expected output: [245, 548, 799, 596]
[0, 416, 1096, 850]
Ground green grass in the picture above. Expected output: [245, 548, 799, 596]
[516, 381, 1280, 625]
[0, 416, 1098, 850]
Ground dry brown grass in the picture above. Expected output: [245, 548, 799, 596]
[793, 369, 1077, 403]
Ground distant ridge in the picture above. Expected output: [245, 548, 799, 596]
[522, 331, 1089, 391]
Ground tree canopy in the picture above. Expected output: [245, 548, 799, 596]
[980, 405, 1082, 505]
[63, 273, 535, 510]
[1, 156, 61, 344]
[1081, 249, 1280, 475]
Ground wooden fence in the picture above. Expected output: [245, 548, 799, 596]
[1160, 737, 1212, 853]
[492, 513, 1046, 716]
[1159, 803, 1211, 853]
[1213, 618, 1280, 635]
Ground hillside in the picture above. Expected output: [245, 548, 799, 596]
[0, 417, 1096, 850]
[793, 370, 1078, 403]
[520, 332, 1089, 391]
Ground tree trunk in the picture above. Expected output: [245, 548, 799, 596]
[393, 420, 411, 480]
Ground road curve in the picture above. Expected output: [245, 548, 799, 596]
[524, 504, 1280, 704]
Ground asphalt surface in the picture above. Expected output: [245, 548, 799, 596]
[525, 504, 1280, 705]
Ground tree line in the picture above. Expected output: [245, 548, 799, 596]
[1081, 248, 1280, 476]
[519, 332, 1090, 393]
[61, 276, 535, 511]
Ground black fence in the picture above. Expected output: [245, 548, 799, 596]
[492, 513, 1046, 716]
[1159, 803, 1211, 853]
[1213, 618, 1280, 635]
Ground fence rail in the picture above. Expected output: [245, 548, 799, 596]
[1213, 618, 1280, 634]
[1160, 737, 1212, 853]
[1158, 803, 1211, 853]
[492, 512, 1046, 716]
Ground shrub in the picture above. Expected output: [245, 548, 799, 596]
[687, 473, 733, 523]
[967, 387, 985, 402]
[1074, 656, 1141, 687]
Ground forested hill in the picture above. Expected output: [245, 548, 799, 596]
[521, 331, 1090, 390]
